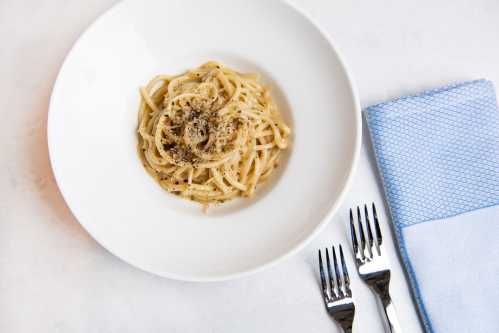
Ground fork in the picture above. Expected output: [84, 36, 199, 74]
[350, 203, 402, 333]
[318, 244, 355, 333]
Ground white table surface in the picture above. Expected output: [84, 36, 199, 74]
[2, 0, 499, 332]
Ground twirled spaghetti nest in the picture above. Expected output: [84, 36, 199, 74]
[137, 61, 291, 206]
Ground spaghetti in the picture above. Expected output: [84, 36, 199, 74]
[137, 61, 291, 206]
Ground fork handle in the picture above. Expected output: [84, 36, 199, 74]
[382, 296, 402, 333]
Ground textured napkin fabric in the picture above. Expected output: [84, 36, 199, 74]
[365, 79, 499, 333]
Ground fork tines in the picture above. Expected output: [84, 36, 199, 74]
[349, 203, 402, 331]
[318, 244, 352, 301]
[350, 203, 383, 260]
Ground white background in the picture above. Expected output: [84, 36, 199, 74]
[2, 0, 498, 332]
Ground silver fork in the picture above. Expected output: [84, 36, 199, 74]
[318, 244, 355, 333]
[350, 203, 402, 333]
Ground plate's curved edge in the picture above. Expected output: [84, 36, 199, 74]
[46, 0, 153, 276]
[47, 0, 362, 282]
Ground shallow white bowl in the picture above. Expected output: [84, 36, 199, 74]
[48, 0, 361, 281]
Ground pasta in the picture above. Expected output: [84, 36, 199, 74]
[137, 61, 291, 207]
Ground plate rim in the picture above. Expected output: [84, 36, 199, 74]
[47, 0, 362, 282]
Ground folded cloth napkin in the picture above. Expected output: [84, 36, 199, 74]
[365, 79, 499, 333]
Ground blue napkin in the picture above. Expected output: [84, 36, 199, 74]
[365, 79, 499, 333]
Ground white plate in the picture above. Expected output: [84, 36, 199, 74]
[48, 0, 361, 281]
